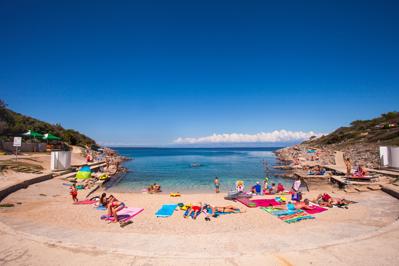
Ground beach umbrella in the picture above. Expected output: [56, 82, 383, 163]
[76, 166, 92, 179]
[42, 133, 62, 141]
[22, 130, 43, 139]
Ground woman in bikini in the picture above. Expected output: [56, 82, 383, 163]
[107, 195, 126, 222]
[203, 204, 243, 217]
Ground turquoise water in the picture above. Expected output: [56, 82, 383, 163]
[110, 147, 288, 193]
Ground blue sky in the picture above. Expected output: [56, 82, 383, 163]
[1, 1, 398, 146]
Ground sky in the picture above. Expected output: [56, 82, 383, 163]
[1, 0, 398, 146]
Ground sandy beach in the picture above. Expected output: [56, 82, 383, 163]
[0, 172, 398, 265]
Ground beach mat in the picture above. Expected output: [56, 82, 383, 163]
[101, 207, 144, 222]
[251, 199, 281, 207]
[73, 199, 96, 205]
[155, 204, 178, 217]
[236, 197, 257, 208]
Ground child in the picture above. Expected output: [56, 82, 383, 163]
[70, 184, 78, 202]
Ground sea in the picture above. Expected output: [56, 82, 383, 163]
[109, 147, 289, 193]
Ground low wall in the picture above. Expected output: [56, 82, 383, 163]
[0, 174, 53, 202]
[0, 142, 46, 152]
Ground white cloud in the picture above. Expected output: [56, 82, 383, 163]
[174, 130, 324, 144]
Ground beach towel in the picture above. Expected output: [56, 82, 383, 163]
[251, 199, 281, 207]
[155, 204, 178, 217]
[304, 205, 327, 214]
[261, 207, 315, 224]
[73, 199, 96, 205]
[101, 207, 144, 222]
[96, 205, 107, 211]
[236, 197, 257, 208]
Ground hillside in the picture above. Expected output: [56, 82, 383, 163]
[0, 100, 97, 147]
[302, 111, 399, 168]
[306, 112, 399, 147]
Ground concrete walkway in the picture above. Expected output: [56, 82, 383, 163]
[0, 215, 398, 265]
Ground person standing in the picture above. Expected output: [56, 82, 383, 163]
[70, 184, 78, 203]
[345, 157, 352, 176]
[292, 176, 301, 193]
[214, 177, 220, 193]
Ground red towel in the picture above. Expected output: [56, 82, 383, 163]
[304, 205, 327, 214]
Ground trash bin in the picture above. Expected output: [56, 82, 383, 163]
[51, 151, 71, 171]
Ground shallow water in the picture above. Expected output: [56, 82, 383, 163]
[110, 147, 289, 193]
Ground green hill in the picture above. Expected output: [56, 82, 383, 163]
[306, 112, 399, 146]
[0, 100, 97, 147]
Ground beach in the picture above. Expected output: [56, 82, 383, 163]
[1, 169, 399, 265]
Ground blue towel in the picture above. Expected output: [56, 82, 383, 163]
[155, 204, 178, 217]
[96, 205, 107, 211]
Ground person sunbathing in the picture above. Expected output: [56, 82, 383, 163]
[273, 199, 313, 210]
[353, 165, 367, 177]
[294, 199, 313, 210]
[204, 204, 242, 216]
[99, 192, 108, 207]
[107, 195, 126, 223]
[313, 193, 351, 208]
[184, 203, 202, 219]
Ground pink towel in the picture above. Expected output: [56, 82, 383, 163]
[251, 199, 281, 207]
[105, 207, 144, 222]
[304, 205, 327, 214]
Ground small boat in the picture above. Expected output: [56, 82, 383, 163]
[190, 163, 201, 168]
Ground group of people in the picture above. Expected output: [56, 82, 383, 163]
[183, 202, 243, 220]
[147, 183, 162, 193]
[272, 192, 352, 211]
[345, 158, 368, 177]
[307, 165, 327, 176]
[98, 193, 126, 222]
[213, 176, 303, 196]
[69, 187, 126, 223]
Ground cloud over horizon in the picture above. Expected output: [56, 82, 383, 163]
[174, 130, 324, 144]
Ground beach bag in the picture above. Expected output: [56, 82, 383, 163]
[291, 192, 302, 201]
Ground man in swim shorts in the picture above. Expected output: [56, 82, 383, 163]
[214, 177, 220, 193]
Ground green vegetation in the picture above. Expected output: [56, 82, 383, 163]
[0, 99, 97, 147]
[306, 112, 399, 146]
